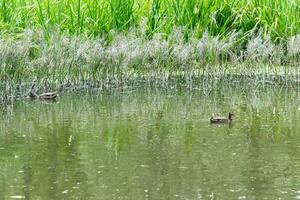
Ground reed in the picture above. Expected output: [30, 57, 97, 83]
[0, 0, 299, 40]
[0, 27, 299, 106]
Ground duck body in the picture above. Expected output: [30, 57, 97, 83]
[210, 112, 234, 124]
[38, 92, 57, 100]
[30, 91, 57, 100]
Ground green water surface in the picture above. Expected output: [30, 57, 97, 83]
[1, 85, 300, 200]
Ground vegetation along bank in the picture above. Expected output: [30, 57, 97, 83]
[0, 0, 300, 104]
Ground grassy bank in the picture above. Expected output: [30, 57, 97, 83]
[0, 28, 299, 84]
[0, 28, 300, 106]
[0, 0, 300, 105]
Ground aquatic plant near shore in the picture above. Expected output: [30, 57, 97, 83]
[0, 28, 299, 84]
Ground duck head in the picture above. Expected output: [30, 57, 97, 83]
[29, 91, 38, 99]
[228, 112, 234, 120]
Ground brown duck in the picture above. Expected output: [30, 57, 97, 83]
[210, 112, 234, 124]
[29, 91, 57, 100]
[29, 83, 57, 100]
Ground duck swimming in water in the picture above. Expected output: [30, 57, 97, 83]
[29, 83, 58, 100]
[210, 112, 234, 124]
[29, 91, 57, 100]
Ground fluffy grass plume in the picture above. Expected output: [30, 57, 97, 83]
[0, 28, 299, 86]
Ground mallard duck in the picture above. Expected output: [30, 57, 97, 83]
[29, 91, 57, 100]
[210, 112, 234, 124]
[29, 83, 57, 100]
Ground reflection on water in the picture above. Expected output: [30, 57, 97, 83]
[1, 85, 300, 199]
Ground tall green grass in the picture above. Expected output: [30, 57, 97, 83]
[0, 0, 299, 39]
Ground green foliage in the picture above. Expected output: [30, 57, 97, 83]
[0, 0, 298, 39]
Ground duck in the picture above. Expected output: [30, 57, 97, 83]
[210, 112, 234, 124]
[29, 83, 58, 100]
[29, 91, 57, 100]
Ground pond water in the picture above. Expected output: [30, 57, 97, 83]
[1, 84, 300, 199]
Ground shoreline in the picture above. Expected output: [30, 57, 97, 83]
[1, 66, 300, 106]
